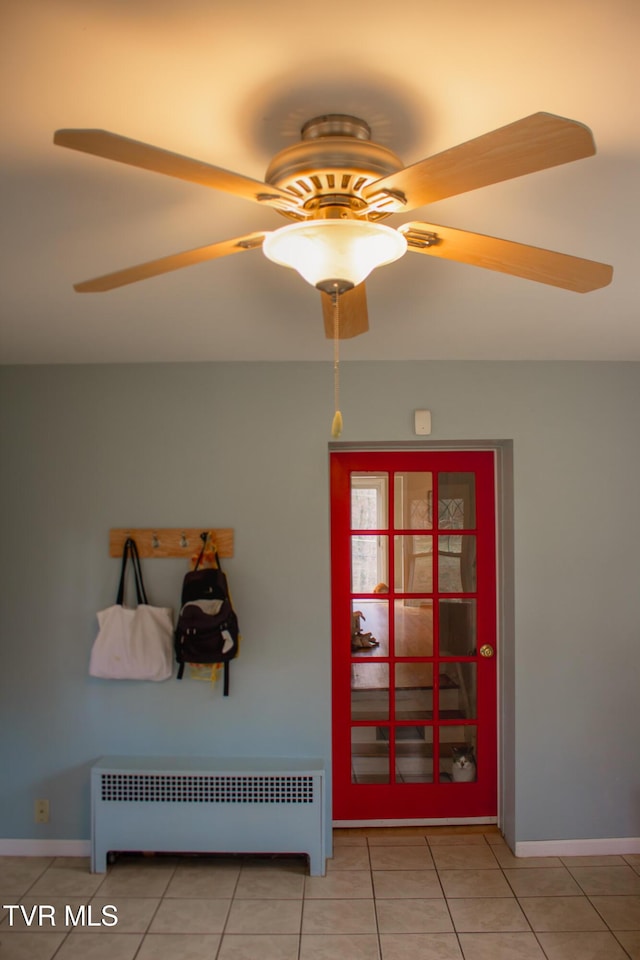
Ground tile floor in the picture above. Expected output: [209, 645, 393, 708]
[1, 829, 639, 959]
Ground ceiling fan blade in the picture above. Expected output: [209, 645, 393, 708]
[73, 231, 267, 292]
[321, 284, 369, 339]
[363, 113, 597, 213]
[54, 129, 300, 214]
[400, 222, 613, 292]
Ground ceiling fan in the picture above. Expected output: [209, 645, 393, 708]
[54, 112, 613, 339]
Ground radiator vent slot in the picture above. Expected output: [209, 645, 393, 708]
[100, 773, 315, 804]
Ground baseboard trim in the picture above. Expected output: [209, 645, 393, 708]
[333, 817, 498, 828]
[515, 837, 640, 858]
[6, 833, 636, 858]
[0, 839, 91, 857]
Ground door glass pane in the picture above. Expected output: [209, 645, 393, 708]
[439, 599, 477, 656]
[438, 472, 476, 528]
[351, 599, 389, 657]
[394, 535, 433, 593]
[394, 472, 433, 529]
[351, 473, 388, 529]
[351, 727, 389, 784]
[394, 663, 434, 720]
[395, 726, 434, 783]
[351, 663, 389, 720]
[439, 726, 477, 783]
[438, 535, 476, 592]
[438, 663, 477, 720]
[394, 600, 433, 657]
[352, 535, 388, 593]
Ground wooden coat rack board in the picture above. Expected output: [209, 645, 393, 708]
[109, 528, 234, 559]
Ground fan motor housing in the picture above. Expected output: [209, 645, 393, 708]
[265, 115, 404, 220]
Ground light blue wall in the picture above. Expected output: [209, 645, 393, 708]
[1, 360, 639, 846]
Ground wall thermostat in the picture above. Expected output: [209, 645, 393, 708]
[414, 410, 432, 435]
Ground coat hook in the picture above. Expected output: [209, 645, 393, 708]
[180, 532, 188, 549]
[152, 533, 160, 549]
[200, 531, 209, 545]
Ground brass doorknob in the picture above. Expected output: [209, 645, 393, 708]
[479, 644, 495, 658]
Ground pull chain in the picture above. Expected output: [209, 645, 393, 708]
[331, 292, 343, 438]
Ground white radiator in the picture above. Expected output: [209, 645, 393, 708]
[91, 756, 326, 875]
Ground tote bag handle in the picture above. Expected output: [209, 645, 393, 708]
[116, 537, 148, 606]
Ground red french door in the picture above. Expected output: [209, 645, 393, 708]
[331, 450, 497, 821]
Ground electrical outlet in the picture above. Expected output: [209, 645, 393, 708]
[35, 799, 49, 824]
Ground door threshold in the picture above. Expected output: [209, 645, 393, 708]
[333, 817, 498, 828]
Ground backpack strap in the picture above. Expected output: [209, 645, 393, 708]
[193, 532, 208, 571]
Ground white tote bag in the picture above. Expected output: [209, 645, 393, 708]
[90, 538, 173, 681]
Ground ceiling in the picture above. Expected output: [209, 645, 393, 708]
[1, 0, 638, 364]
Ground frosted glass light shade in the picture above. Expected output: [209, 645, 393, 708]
[262, 219, 407, 288]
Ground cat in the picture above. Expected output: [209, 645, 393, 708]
[450, 745, 477, 782]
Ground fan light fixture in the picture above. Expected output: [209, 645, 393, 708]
[262, 219, 407, 294]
